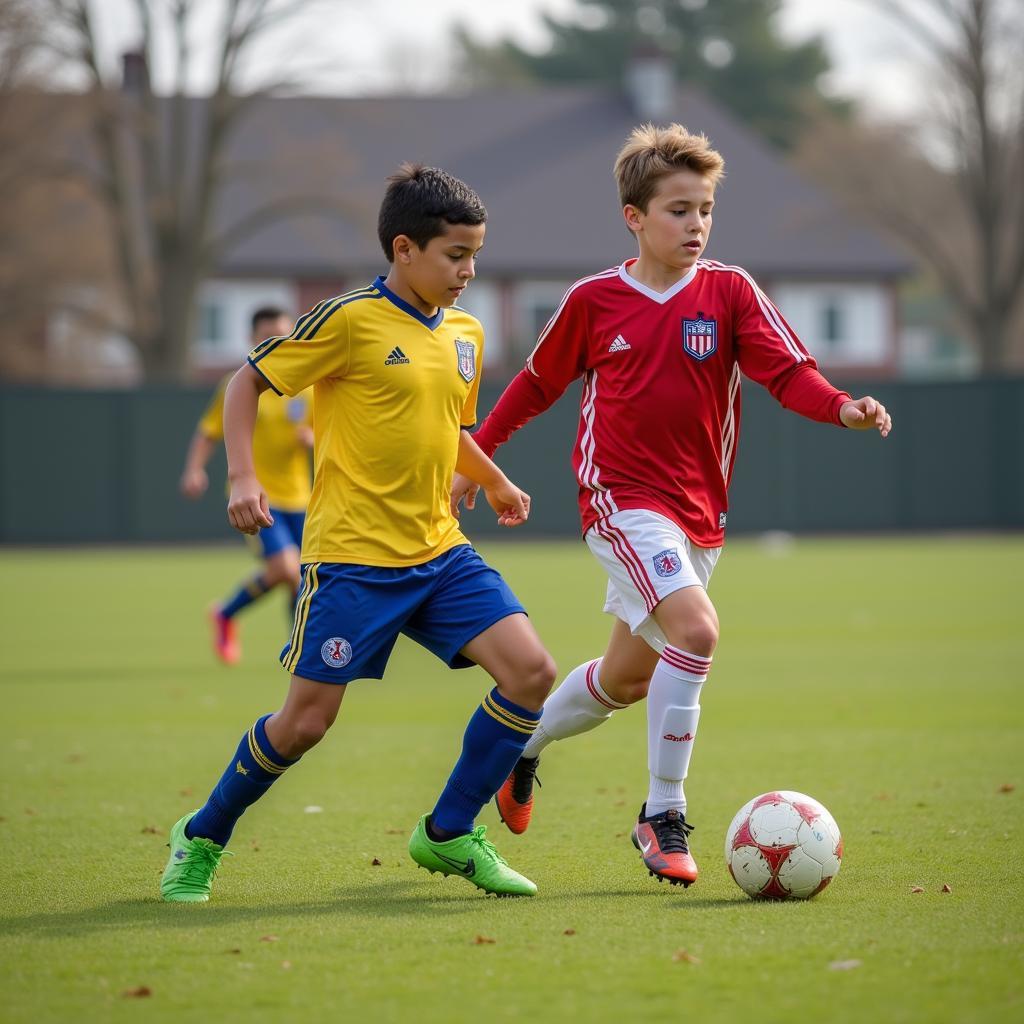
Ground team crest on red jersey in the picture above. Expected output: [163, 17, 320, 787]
[454, 338, 476, 382]
[652, 548, 682, 577]
[682, 317, 718, 361]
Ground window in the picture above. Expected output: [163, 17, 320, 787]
[198, 302, 226, 347]
[821, 299, 845, 347]
[514, 282, 572, 361]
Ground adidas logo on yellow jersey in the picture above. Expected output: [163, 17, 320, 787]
[384, 346, 410, 365]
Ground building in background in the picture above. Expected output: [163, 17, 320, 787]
[44, 60, 915, 384]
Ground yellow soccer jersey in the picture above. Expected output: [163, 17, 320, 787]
[198, 375, 313, 512]
[247, 278, 483, 567]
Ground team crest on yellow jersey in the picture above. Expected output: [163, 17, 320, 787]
[454, 339, 476, 382]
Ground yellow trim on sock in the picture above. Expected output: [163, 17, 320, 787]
[481, 693, 537, 735]
[247, 726, 287, 775]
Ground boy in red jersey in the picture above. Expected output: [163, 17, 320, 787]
[458, 123, 892, 888]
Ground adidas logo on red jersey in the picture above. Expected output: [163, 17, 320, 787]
[608, 334, 631, 352]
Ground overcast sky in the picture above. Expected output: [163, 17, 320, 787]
[81, 0, 925, 117]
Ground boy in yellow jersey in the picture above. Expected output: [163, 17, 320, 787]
[180, 306, 314, 665]
[161, 165, 557, 902]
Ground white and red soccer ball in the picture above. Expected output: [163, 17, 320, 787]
[725, 791, 843, 900]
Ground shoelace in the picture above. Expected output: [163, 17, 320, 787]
[179, 842, 232, 888]
[650, 815, 694, 855]
[511, 758, 541, 803]
[467, 825, 507, 866]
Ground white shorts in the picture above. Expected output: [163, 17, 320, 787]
[585, 508, 721, 654]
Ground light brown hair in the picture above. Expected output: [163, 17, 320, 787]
[614, 123, 725, 212]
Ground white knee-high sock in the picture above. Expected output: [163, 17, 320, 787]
[523, 659, 627, 758]
[645, 645, 712, 817]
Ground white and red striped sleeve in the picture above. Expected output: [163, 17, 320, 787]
[730, 270, 850, 425]
[472, 282, 591, 456]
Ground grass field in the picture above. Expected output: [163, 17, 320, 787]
[2, 536, 1022, 1023]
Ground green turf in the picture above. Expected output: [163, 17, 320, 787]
[1, 536, 1022, 1023]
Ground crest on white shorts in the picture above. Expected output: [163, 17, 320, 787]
[652, 549, 682, 578]
[321, 637, 352, 668]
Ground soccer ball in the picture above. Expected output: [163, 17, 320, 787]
[724, 790, 842, 900]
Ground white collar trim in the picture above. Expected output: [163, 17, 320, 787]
[617, 260, 698, 304]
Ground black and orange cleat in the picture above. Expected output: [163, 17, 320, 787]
[631, 803, 698, 887]
[495, 756, 541, 834]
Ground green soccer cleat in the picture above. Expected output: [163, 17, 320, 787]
[408, 815, 537, 897]
[160, 811, 231, 903]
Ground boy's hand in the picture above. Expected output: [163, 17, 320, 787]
[483, 479, 531, 528]
[840, 396, 892, 438]
[450, 472, 481, 518]
[227, 475, 274, 535]
[180, 467, 208, 499]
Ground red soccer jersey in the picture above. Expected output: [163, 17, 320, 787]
[474, 259, 852, 548]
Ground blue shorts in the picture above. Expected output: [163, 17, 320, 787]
[249, 507, 305, 559]
[280, 544, 526, 684]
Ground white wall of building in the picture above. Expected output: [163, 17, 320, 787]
[768, 281, 892, 367]
[194, 279, 299, 368]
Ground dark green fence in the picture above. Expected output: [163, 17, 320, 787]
[1, 378, 1021, 544]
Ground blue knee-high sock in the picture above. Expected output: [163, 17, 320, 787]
[186, 714, 298, 847]
[431, 688, 542, 836]
[220, 574, 272, 619]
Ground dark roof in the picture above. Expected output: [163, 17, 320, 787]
[215, 86, 912, 281]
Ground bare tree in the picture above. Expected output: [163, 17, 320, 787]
[0, 0, 110, 382]
[37, 0, 353, 382]
[799, 0, 1024, 372]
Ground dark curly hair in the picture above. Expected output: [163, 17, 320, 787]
[377, 163, 487, 262]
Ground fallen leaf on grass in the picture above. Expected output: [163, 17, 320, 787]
[281, 961, 292, 970]
[672, 950, 700, 964]
[259, 935, 278, 943]
[179, 788, 193, 797]
[140, 826, 159, 834]
[121, 986, 152, 998]
[225, 949, 241, 955]
[304, 806, 323, 814]
[473, 935, 496, 945]
[910, 886, 925, 893]
[371, 858, 382, 866]
[998, 784, 1015, 794]
[941, 884, 952, 893]
[385, 828, 403, 835]
[829, 960, 861, 971]
[563, 929, 576, 936]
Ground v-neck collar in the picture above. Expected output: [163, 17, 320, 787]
[617, 259, 698, 304]
[374, 275, 445, 331]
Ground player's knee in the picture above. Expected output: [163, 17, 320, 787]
[507, 650, 557, 711]
[615, 673, 652, 704]
[666, 611, 718, 657]
[285, 710, 333, 755]
[685, 614, 719, 657]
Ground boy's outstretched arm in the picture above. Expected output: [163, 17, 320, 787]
[456, 429, 531, 528]
[451, 368, 571, 516]
[223, 364, 274, 535]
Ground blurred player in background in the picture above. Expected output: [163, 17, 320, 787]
[180, 306, 313, 665]
[160, 165, 556, 905]
[458, 123, 892, 889]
